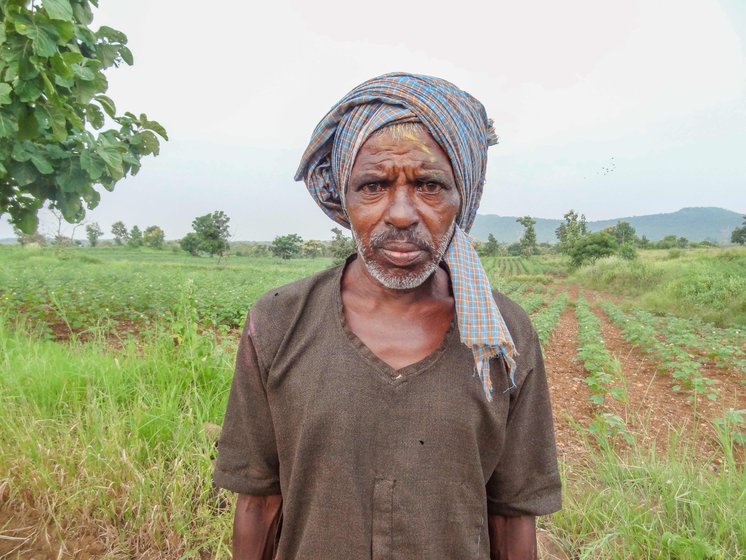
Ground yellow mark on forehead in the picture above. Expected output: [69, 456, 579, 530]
[401, 132, 433, 157]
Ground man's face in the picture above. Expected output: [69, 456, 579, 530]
[345, 127, 461, 290]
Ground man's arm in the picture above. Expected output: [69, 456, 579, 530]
[233, 493, 283, 560]
[488, 514, 536, 560]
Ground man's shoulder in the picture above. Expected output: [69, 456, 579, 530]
[247, 264, 343, 370]
[491, 290, 537, 350]
[252, 263, 342, 320]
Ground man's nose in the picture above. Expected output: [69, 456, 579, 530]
[384, 185, 419, 229]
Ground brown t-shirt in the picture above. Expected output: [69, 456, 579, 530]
[214, 263, 561, 559]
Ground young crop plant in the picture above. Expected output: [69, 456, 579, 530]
[654, 314, 746, 374]
[533, 291, 569, 345]
[510, 291, 546, 315]
[575, 293, 626, 406]
[600, 301, 720, 402]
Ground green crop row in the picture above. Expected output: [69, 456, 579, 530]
[0, 248, 330, 338]
[650, 314, 746, 375]
[533, 292, 569, 345]
[575, 293, 626, 407]
[600, 301, 720, 402]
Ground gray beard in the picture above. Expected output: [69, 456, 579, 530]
[351, 223, 455, 290]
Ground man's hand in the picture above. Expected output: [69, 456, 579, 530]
[488, 515, 537, 560]
[233, 494, 283, 560]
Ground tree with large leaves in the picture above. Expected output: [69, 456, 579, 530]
[0, 0, 167, 233]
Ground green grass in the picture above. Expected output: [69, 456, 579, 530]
[0, 310, 235, 557]
[572, 248, 746, 328]
[546, 424, 746, 559]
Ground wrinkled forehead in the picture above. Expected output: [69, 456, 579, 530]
[349, 124, 456, 182]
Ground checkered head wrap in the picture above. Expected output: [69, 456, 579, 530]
[295, 72, 517, 400]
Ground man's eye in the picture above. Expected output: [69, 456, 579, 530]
[417, 181, 443, 194]
[361, 183, 385, 193]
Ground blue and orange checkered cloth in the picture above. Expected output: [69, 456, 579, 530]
[295, 72, 517, 400]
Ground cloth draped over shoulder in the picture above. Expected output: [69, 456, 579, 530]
[294, 72, 517, 399]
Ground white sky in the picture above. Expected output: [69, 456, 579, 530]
[2, 0, 745, 240]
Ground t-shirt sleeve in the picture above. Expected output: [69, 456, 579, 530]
[213, 311, 281, 495]
[486, 327, 562, 517]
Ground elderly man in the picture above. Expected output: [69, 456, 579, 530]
[214, 73, 561, 560]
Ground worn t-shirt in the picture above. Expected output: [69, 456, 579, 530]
[214, 261, 561, 559]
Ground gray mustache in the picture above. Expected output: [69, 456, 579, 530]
[369, 229, 434, 252]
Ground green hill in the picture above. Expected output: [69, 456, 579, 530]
[471, 207, 744, 244]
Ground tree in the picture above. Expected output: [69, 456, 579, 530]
[330, 227, 356, 265]
[480, 233, 500, 257]
[143, 225, 165, 249]
[516, 216, 537, 257]
[608, 221, 637, 246]
[180, 232, 200, 256]
[555, 210, 588, 253]
[271, 233, 303, 259]
[732, 217, 746, 245]
[111, 220, 128, 245]
[85, 221, 102, 247]
[191, 211, 231, 258]
[0, 1, 167, 234]
[567, 231, 616, 268]
[302, 239, 323, 258]
[13, 225, 45, 246]
[128, 225, 142, 247]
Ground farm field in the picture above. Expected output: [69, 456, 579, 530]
[1, 246, 744, 558]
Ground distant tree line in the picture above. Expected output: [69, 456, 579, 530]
[476, 209, 726, 268]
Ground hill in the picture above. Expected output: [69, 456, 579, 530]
[471, 207, 744, 244]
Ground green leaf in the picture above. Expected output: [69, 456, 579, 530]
[118, 45, 133, 65]
[142, 118, 168, 140]
[56, 158, 89, 192]
[18, 109, 40, 140]
[72, 63, 95, 81]
[0, 82, 11, 105]
[15, 78, 43, 102]
[72, 2, 94, 25]
[80, 150, 105, 180]
[0, 112, 18, 138]
[96, 43, 118, 68]
[138, 130, 160, 156]
[56, 192, 85, 222]
[15, 210, 40, 234]
[94, 94, 116, 117]
[50, 54, 74, 79]
[80, 183, 100, 208]
[86, 103, 104, 129]
[11, 142, 32, 162]
[46, 103, 68, 141]
[43, 0, 74, 22]
[30, 152, 53, 174]
[95, 143, 123, 176]
[50, 20, 74, 43]
[96, 26, 128, 44]
[8, 161, 39, 186]
[61, 51, 83, 65]
[15, 15, 59, 58]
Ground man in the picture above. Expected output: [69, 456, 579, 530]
[214, 73, 561, 560]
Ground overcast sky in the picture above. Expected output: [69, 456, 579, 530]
[2, 0, 745, 240]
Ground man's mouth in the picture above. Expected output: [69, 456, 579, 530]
[378, 242, 428, 266]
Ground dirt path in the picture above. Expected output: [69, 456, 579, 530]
[541, 285, 596, 465]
